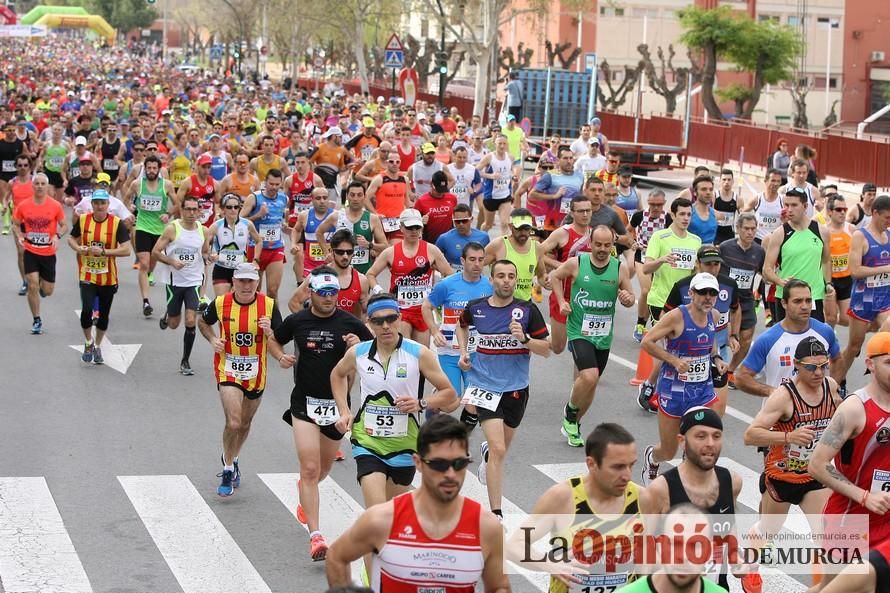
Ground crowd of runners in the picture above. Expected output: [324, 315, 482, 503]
[4, 35, 890, 593]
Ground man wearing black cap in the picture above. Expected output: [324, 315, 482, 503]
[647, 406, 743, 592]
[414, 171, 458, 244]
[848, 183, 877, 229]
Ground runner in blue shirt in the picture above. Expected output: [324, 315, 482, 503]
[434, 204, 490, 272]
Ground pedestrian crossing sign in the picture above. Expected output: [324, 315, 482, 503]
[385, 49, 404, 69]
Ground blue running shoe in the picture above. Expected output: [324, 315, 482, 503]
[221, 454, 241, 488]
[31, 319, 43, 335]
[81, 342, 94, 363]
[217, 469, 235, 496]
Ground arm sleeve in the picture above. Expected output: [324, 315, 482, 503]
[526, 303, 549, 338]
[664, 282, 681, 310]
[115, 223, 130, 243]
[611, 211, 627, 235]
[202, 302, 219, 325]
[270, 305, 283, 329]
[354, 319, 375, 341]
[272, 314, 295, 345]
[70, 219, 82, 239]
[630, 211, 643, 229]
[459, 302, 475, 328]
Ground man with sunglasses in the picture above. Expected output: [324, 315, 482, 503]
[329, 294, 458, 539]
[272, 267, 373, 561]
[367, 209, 453, 345]
[743, 336, 842, 578]
[434, 204, 490, 273]
[824, 194, 856, 329]
[219, 153, 260, 201]
[152, 195, 211, 375]
[289, 229, 370, 318]
[640, 272, 728, 485]
[326, 415, 508, 593]
[315, 182, 387, 276]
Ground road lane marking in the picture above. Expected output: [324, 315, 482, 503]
[0, 477, 93, 593]
[70, 310, 141, 374]
[259, 473, 364, 584]
[118, 475, 271, 593]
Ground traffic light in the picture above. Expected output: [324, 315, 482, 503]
[435, 51, 448, 75]
[146, 0, 156, 4]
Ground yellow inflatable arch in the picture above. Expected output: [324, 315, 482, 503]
[34, 13, 115, 45]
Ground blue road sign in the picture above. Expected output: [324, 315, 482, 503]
[210, 45, 223, 60]
[384, 49, 404, 69]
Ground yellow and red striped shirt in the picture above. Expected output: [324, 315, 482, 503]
[77, 214, 122, 286]
[212, 292, 275, 393]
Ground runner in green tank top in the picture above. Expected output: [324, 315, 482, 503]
[349, 210, 375, 274]
[133, 170, 171, 235]
[44, 144, 67, 174]
[315, 182, 387, 276]
[484, 209, 544, 301]
[551, 225, 637, 446]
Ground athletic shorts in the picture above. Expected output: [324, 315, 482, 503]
[657, 389, 717, 419]
[258, 246, 285, 271]
[134, 230, 161, 254]
[832, 275, 853, 301]
[740, 306, 757, 331]
[476, 387, 529, 429]
[165, 284, 201, 316]
[761, 473, 824, 506]
[218, 381, 263, 400]
[22, 251, 56, 283]
[212, 265, 235, 285]
[871, 548, 890, 592]
[549, 292, 567, 324]
[482, 196, 511, 212]
[569, 339, 609, 374]
[354, 454, 415, 486]
[400, 306, 429, 332]
[45, 170, 64, 188]
[282, 405, 347, 442]
[648, 305, 664, 322]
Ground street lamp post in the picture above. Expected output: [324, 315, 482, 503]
[435, 0, 447, 108]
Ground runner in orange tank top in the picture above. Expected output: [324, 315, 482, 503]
[826, 193, 855, 328]
[367, 155, 411, 243]
[220, 153, 260, 199]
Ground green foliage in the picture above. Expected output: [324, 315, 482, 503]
[715, 83, 752, 103]
[726, 20, 803, 85]
[677, 5, 745, 56]
[86, 0, 157, 32]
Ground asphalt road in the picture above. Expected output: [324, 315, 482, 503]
[0, 183, 868, 593]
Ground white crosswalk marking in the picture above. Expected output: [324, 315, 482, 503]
[258, 473, 365, 584]
[0, 477, 93, 593]
[118, 475, 272, 593]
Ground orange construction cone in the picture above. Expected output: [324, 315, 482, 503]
[630, 348, 655, 386]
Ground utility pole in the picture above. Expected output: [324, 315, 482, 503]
[434, 0, 448, 108]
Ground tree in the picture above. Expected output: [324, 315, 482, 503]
[86, 0, 156, 33]
[637, 43, 701, 116]
[787, 69, 813, 129]
[544, 40, 582, 70]
[597, 60, 640, 112]
[498, 42, 533, 77]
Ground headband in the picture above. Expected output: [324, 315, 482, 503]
[367, 299, 399, 317]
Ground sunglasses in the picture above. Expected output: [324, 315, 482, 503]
[368, 313, 399, 326]
[224, 204, 241, 210]
[607, 160, 620, 164]
[832, 207, 848, 212]
[541, 165, 554, 170]
[693, 288, 719, 297]
[404, 225, 422, 231]
[333, 248, 354, 256]
[797, 360, 829, 372]
[422, 457, 472, 472]
[452, 218, 471, 224]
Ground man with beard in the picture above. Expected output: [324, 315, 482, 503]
[123, 155, 175, 317]
[646, 407, 743, 592]
[289, 229, 370, 319]
[483, 209, 546, 302]
[325, 415, 509, 593]
[316, 182, 387, 276]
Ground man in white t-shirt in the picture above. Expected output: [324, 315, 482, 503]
[573, 137, 606, 179]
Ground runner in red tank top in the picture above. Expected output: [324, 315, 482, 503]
[325, 415, 509, 593]
[395, 126, 417, 172]
[284, 154, 323, 228]
[177, 154, 219, 228]
[810, 333, 890, 547]
[539, 194, 594, 353]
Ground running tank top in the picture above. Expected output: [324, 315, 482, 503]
[615, 186, 640, 217]
[303, 208, 334, 275]
[776, 220, 824, 299]
[566, 255, 620, 349]
[396, 143, 416, 172]
[334, 209, 374, 273]
[484, 153, 512, 200]
[209, 153, 228, 181]
[251, 191, 288, 249]
[713, 190, 737, 244]
[829, 224, 855, 278]
[390, 241, 434, 309]
[764, 378, 835, 483]
[753, 193, 782, 241]
[372, 493, 483, 593]
[10, 178, 34, 208]
[169, 149, 193, 188]
[44, 143, 67, 173]
[187, 174, 217, 226]
[212, 217, 251, 269]
[287, 172, 315, 225]
[228, 174, 256, 198]
[657, 305, 716, 399]
[548, 477, 642, 593]
[337, 268, 363, 314]
[411, 160, 441, 196]
[525, 174, 550, 225]
[447, 163, 476, 208]
[134, 177, 168, 235]
[100, 138, 121, 178]
[635, 211, 667, 249]
[165, 220, 205, 286]
[255, 155, 283, 182]
[503, 237, 537, 301]
[376, 175, 408, 220]
[851, 227, 890, 309]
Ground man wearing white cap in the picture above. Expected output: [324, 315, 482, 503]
[366, 208, 453, 345]
[640, 272, 728, 485]
[573, 136, 606, 180]
[309, 126, 351, 204]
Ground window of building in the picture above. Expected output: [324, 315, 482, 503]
[599, 6, 625, 16]
[612, 69, 624, 82]
[814, 76, 839, 90]
[758, 14, 779, 23]
[633, 7, 658, 17]
[817, 17, 840, 29]
[787, 15, 800, 26]
[420, 18, 429, 38]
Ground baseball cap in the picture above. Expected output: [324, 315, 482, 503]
[679, 406, 723, 435]
[588, 137, 600, 145]
[866, 332, 890, 358]
[91, 189, 110, 201]
[510, 212, 534, 229]
[863, 183, 878, 194]
[79, 155, 93, 164]
[506, 114, 516, 122]
[196, 153, 212, 166]
[421, 142, 436, 154]
[362, 116, 375, 128]
[794, 336, 829, 360]
[417, 112, 427, 121]
[96, 172, 112, 184]
[322, 127, 342, 139]
[399, 208, 424, 228]
[309, 272, 340, 295]
[75, 136, 87, 146]
[589, 117, 602, 126]
[697, 245, 723, 263]
[208, 133, 221, 140]
[232, 262, 259, 281]
[431, 171, 449, 192]
[690, 272, 719, 292]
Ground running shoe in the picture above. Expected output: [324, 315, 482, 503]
[727, 372, 736, 390]
[335, 450, 345, 461]
[632, 323, 646, 343]
[143, 301, 153, 317]
[17, 281, 26, 296]
[740, 572, 763, 593]
[81, 342, 94, 363]
[1, 226, 8, 235]
[637, 382, 657, 414]
[147, 272, 155, 286]
[309, 533, 328, 561]
[31, 319, 42, 335]
[478, 441, 489, 485]
[92, 347, 104, 365]
[217, 469, 235, 496]
[641, 445, 659, 486]
[296, 504, 307, 524]
[560, 418, 584, 447]
[159, 314, 168, 330]
[233, 458, 240, 488]
[180, 360, 194, 376]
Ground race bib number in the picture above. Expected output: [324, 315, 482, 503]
[351, 246, 369, 265]
[26, 232, 51, 246]
[466, 329, 479, 353]
[48, 156, 64, 169]
[559, 197, 571, 214]
[382, 217, 400, 233]
[308, 242, 325, 262]
[173, 247, 198, 263]
[761, 215, 779, 231]
[103, 158, 118, 170]
[871, 469, 890, 494]
[140, 195, 162, 212]
[729, 267, 754, 290]
[306, 397, 339, 426]
[398, 284, 430, 307]
[84, 255, 108, 274]
[678, 355, 710, 383]
[462, 385, 503, 411]
[866, 273, 890, 288]
[534, 215, 546, 228]
[494, 174, 509, 192]
[224, 354, 259, 380]
[831, 254, 849, 274]
[786, 428, 823, 468]
[1, 160, 14, 172]
[578, 572, 628, 593]
[259, 224, 281, 243]
[717, 310, 729, 327]
[671, 247, 695, 270]
[581, 313, 612, 337]
[217, 248, 243, 269]
[364, 404, 408, 437]
[718, 211, 735, 227]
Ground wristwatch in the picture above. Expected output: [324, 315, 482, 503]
[519, 333, 531, 344]
[418, 399, 428, 411]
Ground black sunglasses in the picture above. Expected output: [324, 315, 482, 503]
[452, 218, 471, 224]
[693, 288, 719, 297]
[368, 313, 399, 326]
[333, 248, 354, 256]
[224, 204, 241, 210]
[422, 457, 472, 472]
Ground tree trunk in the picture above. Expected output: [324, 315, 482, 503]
[665, 94, 677, 116]
[740, 67, 765, 121]
[353, 18, 370, 94]
[699, 44, 723, 120]
[473, 45, 492, 119]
